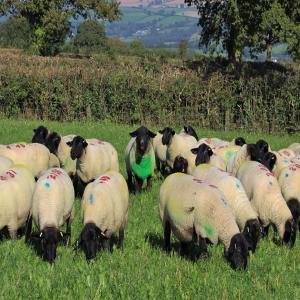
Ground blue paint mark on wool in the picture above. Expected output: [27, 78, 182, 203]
[285, 173, 289, 178]
[44, 182, 50, 189]
[236, 183, 240, 189]
[269, 181, 273, 186]
[89, 193, 94, 205]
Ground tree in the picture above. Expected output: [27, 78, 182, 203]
[185, 0, 246, 62]
[0, 0, 120, 56]
[0, 17, 30, 49]
[178, 39, 188, 59]
[74, 20, 108, 52]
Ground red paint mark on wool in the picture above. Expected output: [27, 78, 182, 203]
[96, 141, 105, 145]
[193, 178, 203, 184]
[99, 175, 111, 183]
[6, 170, 16, 178]
[6, 145, 11, 149]
[258, 165, 274, 177]
[209, 184, 218, 189]
[0, 176, 7, 181]
[47, 169, 63, 180]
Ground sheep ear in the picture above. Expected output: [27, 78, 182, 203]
[129, 130, 138, 137]
[66, 141, 73, 147]
[33, 129, 36, 133]
[158, 129, 164, 134]
[184, 126, 188, 133]
[208, 148, 213, 156]
[171, 130, 175, 135]
[83, 141, 88, 148]
[147, 130, 156, 138]
[191, 148, 199, 155]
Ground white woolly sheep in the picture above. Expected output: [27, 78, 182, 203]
[125, 126, 156, 193]
[159, 173, 249, 270]
[76, 171, 129, 260]
[0, 165, 35, 239]
[67, 136, 119, 184]
[29, 168, 75, 263]
[0, 143, 60, 178]
[192, 164, 260, 251]
[0, 156, 13, 173]
[236, 160, 296, 246]
[152, 130, 168, 175]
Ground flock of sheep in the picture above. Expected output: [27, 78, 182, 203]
[0, 124, 299, 270]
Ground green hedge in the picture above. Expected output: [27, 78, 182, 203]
[0, 50, 299, 133]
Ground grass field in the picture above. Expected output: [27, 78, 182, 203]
[0, 119, 300, 299]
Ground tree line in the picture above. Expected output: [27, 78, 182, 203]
[0, 0, 299, 61]
[186, 0, 300, 61]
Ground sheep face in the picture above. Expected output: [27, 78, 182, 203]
[247, 144, 263, 163]
[173, 155, 188, 173]
[256, 139, 269, 154]
[32, 126, 49, 144]
[67, 136, 88, 160]
[41, 227, 60, 264]
[225, 233, 248, 270]
[243, 219, 261, 252]
[130, 126, 156, 155]
[235, 137, 246, 146]
[191, 144, 213, 166]
[44, 132, 61, 155]
[183, 126, 198, 140]
[77, 223, 101, 260]
[160, 127, 175, 146]
[283, 219, 296, 247]
[262, 152, 276, 171]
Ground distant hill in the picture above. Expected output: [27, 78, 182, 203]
[120, 0, 194, 9]
[105, 7, 200, 48]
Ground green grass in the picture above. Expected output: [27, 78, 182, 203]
[0, 119, 300, 299]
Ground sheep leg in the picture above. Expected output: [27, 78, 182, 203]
[135, 176, 143, 194]
[164, 221, 171, 252]
[146, 176, 153, 191]
[161, 163, 166, 176]
[65, 216, 72, 247]
[180, 242, 189, 257]
[118, 229, 124, 250]
[156, 157, 161, 173]
[102, 238, 111, 252]
[8, 225, 17, 239]
[262, 225, 270, 238]
[198, 236, 209, 259]
[25, 215, 32, 243]
[127, 171, 134, 193]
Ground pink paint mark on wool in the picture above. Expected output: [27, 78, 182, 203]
[193, 178, 204, 184]
[99, 175, 111, 183]
[47, 169, 63, 180]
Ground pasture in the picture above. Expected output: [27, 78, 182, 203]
[0, 119, 300, 299]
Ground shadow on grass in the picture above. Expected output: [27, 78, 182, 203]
[144, 232, 208, 263]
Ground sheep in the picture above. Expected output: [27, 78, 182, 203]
[44, 132, 76, 177]
[28, 168, 75, 263]
[159, 173, 249, 270]
[190, 143, 227, 171]
[152, 128, 169, 175]
[67, 136, 119, 185]
[125, 126, 156, 193]
[228, 143, 263, 176]
[236, 161, 296, 246]
[172, 155, 188, 173]
[192, 164, 260, 251]
[32, 125, 49, 144]
[278, 149, 295, 159]
[214, 145, 241, 165]
[161, 127, 197, 173]
[0, 143, 60, 178]
[264, 152, 300, 230]
[75, 171, 129, 260]
[0, 165, 35, 240]
[0, 156, 13, 173]
[179, 126, 199, 141]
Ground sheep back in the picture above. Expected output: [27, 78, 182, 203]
[81, 171, 129, 238]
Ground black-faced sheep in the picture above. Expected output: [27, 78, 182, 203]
[125, 126, 156, 193]
[28, 168, 75, 263]
[32, 125, 49, 144]
[160, 173, 249, 270]
[76, 171, 129, 260]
